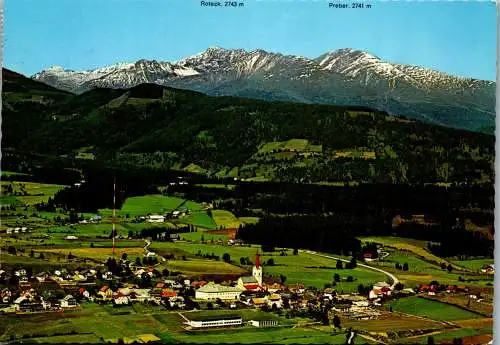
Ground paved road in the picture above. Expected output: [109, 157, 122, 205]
[301, 250, 399, 289]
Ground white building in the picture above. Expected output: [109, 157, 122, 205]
[60, 295, 77, 308]
[147, 215, 165, 223]
[185, 316, 242, 329]
[195, 282, 244, 301]
[248, 319, 278, 327]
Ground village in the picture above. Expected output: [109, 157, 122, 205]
[0, 246, 491, 337]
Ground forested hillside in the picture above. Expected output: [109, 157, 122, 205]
[2, 69, 495, 185]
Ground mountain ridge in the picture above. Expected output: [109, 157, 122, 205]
[30, 47, 496, 133]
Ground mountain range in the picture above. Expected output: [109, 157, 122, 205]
[32, 47, 495, 133]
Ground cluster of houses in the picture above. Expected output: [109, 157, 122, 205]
[2, 227, 31, 234]
[0, 251, 410, 330]
[145, 209, 190, 223]
[78, 214, 102, 224]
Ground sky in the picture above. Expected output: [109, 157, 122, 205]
[4, 0, 497, 81]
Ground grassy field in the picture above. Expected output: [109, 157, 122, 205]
[152, 242, 387, 290]
[364, 248, 490, 288]
[181, 231, 229, 242]
[97, 195, 217, 229]
[359, 236, 464, 270]
[212, 210, 259, 229]
[0, 181, 67, 204]
[450, 259, 494, 271]
[36, 247, 145, 260]
[183, 212, 217, 230]
[0, 195, 25, 207]
[162, 258, 247, 276]
[257, 139, 322, 155]
[0, 171, 32, 177]
[194, 184, 236, 190]
[389, 297, 483, 321]
[99, 195, 186, 217]
[174, 327, 347, 344]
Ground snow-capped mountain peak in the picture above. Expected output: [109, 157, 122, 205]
[30, 47, 495, 132]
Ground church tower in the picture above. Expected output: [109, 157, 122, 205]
[252, 251, 263, 285]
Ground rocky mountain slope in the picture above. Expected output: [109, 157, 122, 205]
[31, 47, 495, 133]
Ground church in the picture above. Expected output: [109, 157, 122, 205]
[237, 252, 263, 291]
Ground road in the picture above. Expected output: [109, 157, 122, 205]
[301, 250, 399, 289]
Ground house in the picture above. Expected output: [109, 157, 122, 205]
[369, 286, 392, 300]
[98, 285, 113, 299]
[263, 283, 283, 293]
[169, 296, 186, 309]
[195, 282, 243, 301]
[161, 289, 177, 298]
[288, 284, 305, 294]
[248, 319, 278, 327]
[129, 289, 151, 302]
[60, 295, 77, 308]
[481, 264, 494, 274]
[89, 215, 102, 222]
[65, 235, 79, 240]
[266, 294, 283, 309]
[185, 315, 243, 329]
[115, 296, 129, 305]
[147, 215, 165, 223]
[251, 297, 267, 307]
[191, 281, 208, 289]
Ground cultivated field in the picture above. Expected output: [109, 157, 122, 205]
[388, 296, 483, 322]
[0, 181, 67, 205]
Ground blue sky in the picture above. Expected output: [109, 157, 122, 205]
[4, 0, 496, 81]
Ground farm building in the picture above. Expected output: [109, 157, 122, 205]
[65, 235, 79, 240]
[184, 314, 243, 329]
[248, 319, 278, 327]
[195, 282, 244, 301]
[147, 214, 165, 223]
[266, 294, 283, 309]
[481, 264, 494, 274]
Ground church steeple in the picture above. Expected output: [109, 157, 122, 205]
[252, 251, 263, 286]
